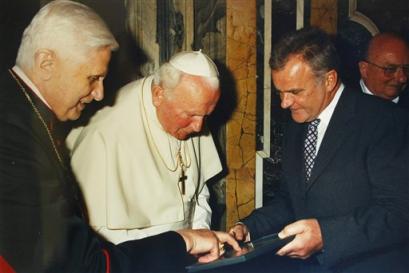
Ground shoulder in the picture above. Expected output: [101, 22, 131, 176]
[115, 76, 150, 102]
[343, 86, 406, 117]
[67, 78, 150, 149]
[339, 87, 409, 135]
[0, 70, 36, 133]
[81, 79, 147, 127]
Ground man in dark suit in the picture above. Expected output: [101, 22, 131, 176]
[358, 32, 409, 109]
[230, 27, 409, 273]
[0, 1, 238, 273]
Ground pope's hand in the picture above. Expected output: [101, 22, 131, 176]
[177, 229, 241, 263]
[228, 223, 249, 241]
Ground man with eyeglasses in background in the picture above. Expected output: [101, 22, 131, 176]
[358, 32, 409, 109]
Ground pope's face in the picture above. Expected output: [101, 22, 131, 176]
[45, 47, 111, 121]
[154, 74, 220, 140]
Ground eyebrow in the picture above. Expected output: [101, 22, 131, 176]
[88, 73, 106, 80]
[279, 88, 304, 93]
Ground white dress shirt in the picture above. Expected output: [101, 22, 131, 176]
[360, 79, 399, 104]
[315, 83, 345, 154]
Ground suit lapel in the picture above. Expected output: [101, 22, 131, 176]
[306, 87, 357, 190]
[285, 121, 308, 192]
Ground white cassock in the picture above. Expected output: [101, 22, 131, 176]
[66, 76, 222, 244]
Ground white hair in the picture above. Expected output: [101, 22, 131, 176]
[153, 62, 219, 95]
[16, 0, 118, 70]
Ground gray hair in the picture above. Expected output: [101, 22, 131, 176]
[270, 27, 339, 82]
[153, 63, 219, 95]
[16, 0, 118, 70]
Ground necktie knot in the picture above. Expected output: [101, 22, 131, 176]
[304, 119, 320, 182]
[310, 119, 320, 129]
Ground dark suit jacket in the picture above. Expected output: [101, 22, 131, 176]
[243, 87, 409, 273]
[0, 70, 191, 273]
[398, 90, 409, 110]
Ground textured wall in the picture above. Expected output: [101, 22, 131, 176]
[311, 0, 338, 34]
[225, 0, 257, 229]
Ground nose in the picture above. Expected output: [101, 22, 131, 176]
[280, 93, 294, 109]
[91, 79, 104, 101]
[395, 67, 408, 83]
[191, 117, 204, 133]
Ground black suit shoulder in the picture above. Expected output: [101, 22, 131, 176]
[398, 90, 409, 110]
[339, 86, 408, 126]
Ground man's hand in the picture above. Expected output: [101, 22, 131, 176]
[177, 229, 240, 263]
[228, 223, 249, 241]
[276, 219, 323, 259]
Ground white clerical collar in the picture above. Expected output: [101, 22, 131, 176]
[359, 79, 399, 104]
[141, 75, 188, 171]
[142, 76, 166, 132]
[142, 76, 181, 145]
[12, 65, 52, 109]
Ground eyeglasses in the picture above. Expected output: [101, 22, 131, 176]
[364, 60, 409, 78]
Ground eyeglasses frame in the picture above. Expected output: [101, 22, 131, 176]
[364, 60, 409, 77]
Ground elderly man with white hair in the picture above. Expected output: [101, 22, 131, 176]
[67, 50, 223, 244]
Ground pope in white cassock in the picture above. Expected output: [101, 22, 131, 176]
[66, 51, 223, 244]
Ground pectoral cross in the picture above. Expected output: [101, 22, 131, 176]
[179, 168, 187, 195]
[177, 149, 188, 195]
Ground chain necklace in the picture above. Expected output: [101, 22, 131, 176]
[140, 78, 192, 193]
[9, 69, 66, 169]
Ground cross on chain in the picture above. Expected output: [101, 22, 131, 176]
[304, 119, 320, 182]
[179, 169, 187, 195]
[177, 150, 187, 195]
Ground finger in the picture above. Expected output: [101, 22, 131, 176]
[198, 244, 219, 263]
[287, 253, 301, 259]
[228, 227, 238, 238]
[198, 253, 218, 263]
[214, 231, 241, 251]
[277, 249, 299, 258]
[229, 226, 243, 240]
[286, 251, 311, 260]
[275, 240, 297, 256]
[276, 245, 287, 256]
[219, 243, 225, 256]
[278, 221, 305, 238]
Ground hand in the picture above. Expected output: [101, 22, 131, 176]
[228, 223, 249, 241]
[276, 219, 323, 259]
[177, 229, 240, 263]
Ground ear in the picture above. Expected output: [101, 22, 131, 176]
[325, 69, 338, 92]
[358, 61, 368, 79]
[151, 85, 165, 107]
[34, 49, 55, 81]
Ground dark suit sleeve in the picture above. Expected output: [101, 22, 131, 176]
[109, 232, 191, 273]
[0, 115, 190, 273]
[242, 175, 295, 239]
[317, 109, 409, 267]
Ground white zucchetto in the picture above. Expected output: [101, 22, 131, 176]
[169, 50, 219, 77]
